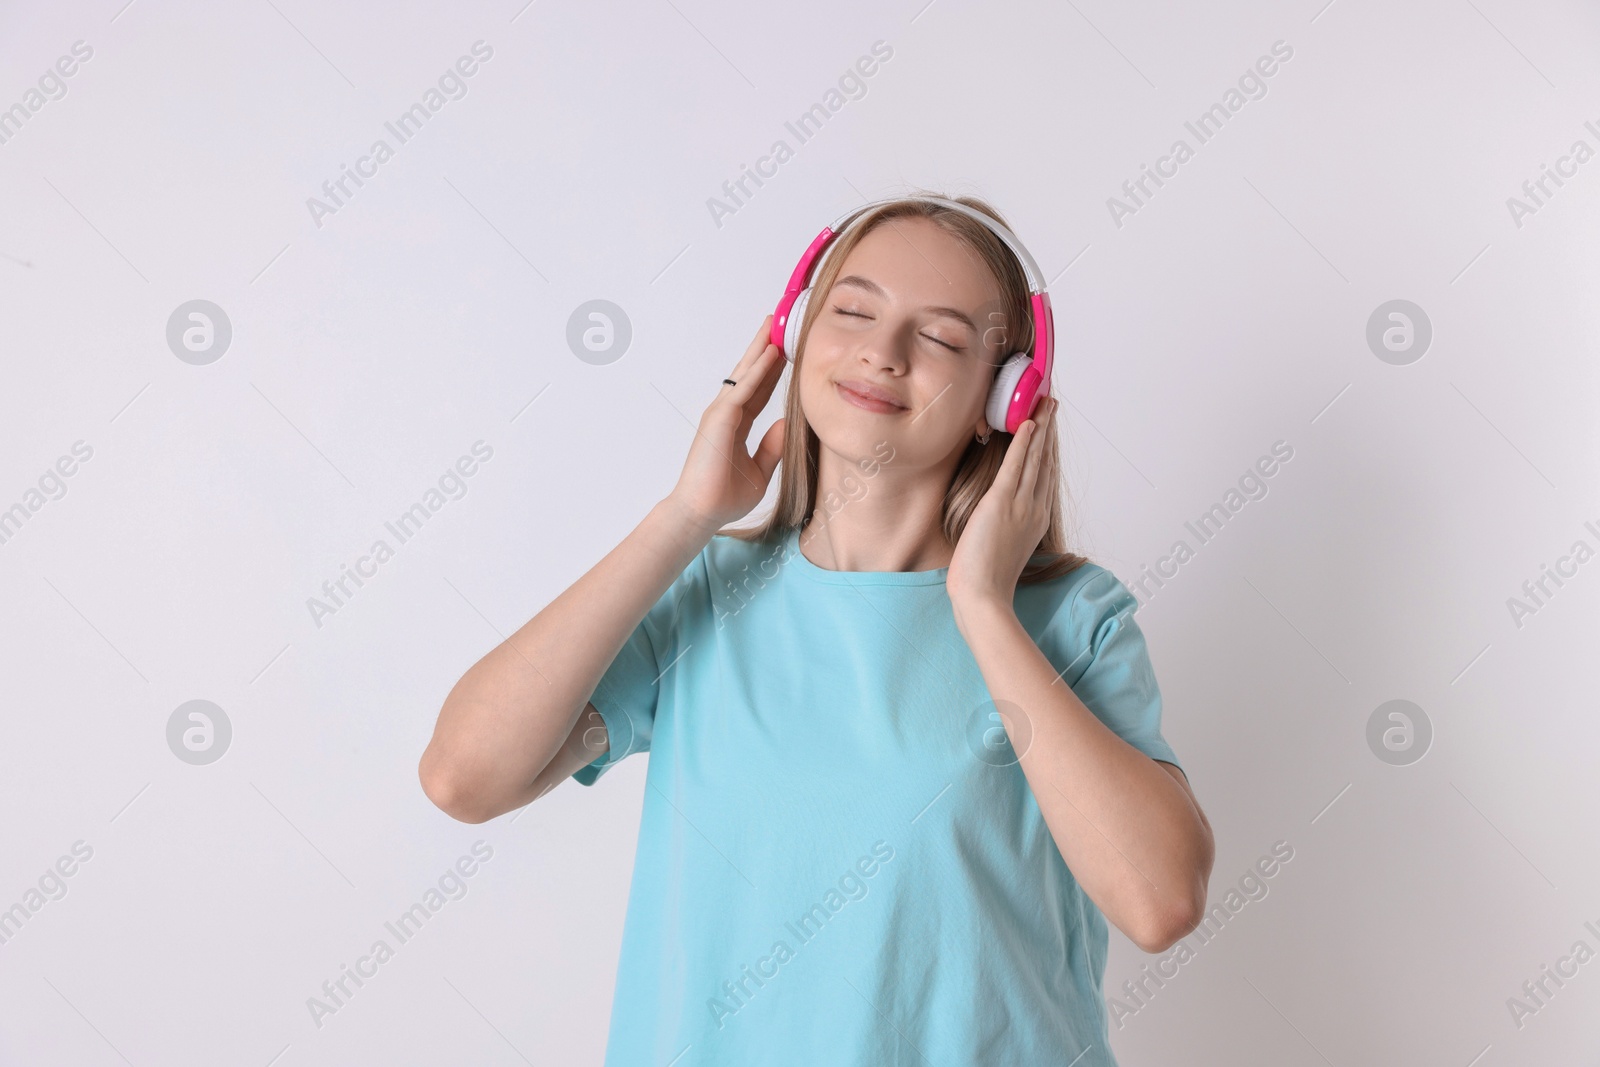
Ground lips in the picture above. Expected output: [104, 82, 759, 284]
[834, 379, 908, 413]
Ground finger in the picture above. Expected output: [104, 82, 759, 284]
[724, 315, 776, 386]
[706, 344, 784, 460]
[1017, 424, 1042, 500]
[721, 340, 784, 419]
[728, 342, 787, 444]
[1018, 399, 1050, 499]
[743, 342, 788, 424]
[994, 419, 1032, 497]
[1032, 399, 1057, 508]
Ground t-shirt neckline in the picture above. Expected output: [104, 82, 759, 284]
[784, 526, 950, 586]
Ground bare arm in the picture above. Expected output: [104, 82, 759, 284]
[418, 499, 716, 823]
[418, 315, 789, 823]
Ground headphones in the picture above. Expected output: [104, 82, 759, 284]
[771, 195, 1055, 436]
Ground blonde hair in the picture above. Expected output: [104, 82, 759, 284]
[718, 190, 1088, 584]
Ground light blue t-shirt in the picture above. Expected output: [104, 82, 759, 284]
[574, 525, 1182, 1066]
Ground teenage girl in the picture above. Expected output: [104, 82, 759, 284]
[420, 193, 1215, 1065]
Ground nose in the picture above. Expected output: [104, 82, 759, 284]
[854, 322, 910, 374]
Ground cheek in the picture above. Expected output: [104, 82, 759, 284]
[801, 327, 842, 366]
[799, 353, 828, 392]
[800, 339, 849, 392]
[944, 364, 993, 407]
[797, 358, 837, 419]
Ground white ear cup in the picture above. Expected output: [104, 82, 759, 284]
[986, 352, 1033, 434]
[783, 287, 814, 360]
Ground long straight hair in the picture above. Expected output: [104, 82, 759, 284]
[718, 191, 1088, 585]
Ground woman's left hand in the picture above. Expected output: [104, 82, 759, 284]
[947, 397, 1058, 622]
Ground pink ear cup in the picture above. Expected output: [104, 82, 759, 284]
[778, 287, 813, 362]
[986, 353, 1035, 434]
[772, 289, 801, 360]
[774, 226, 838, 360]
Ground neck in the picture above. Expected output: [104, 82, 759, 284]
[799, 444, 956, 571]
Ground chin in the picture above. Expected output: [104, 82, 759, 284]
[811, 415, 878, 452]
[813, 419, 907, 470]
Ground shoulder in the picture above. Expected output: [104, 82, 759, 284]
[683, 533, 796, 602]
[654, 533, 773, 581]
[703, 532, 787, 578]
[1019, 559, 1137, 628]
[1016, 561, 1148, 672]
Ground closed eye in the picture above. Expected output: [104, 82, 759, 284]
[831, 307, 963, 352]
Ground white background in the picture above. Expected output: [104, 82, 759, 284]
[1, 0, 1598, 1064]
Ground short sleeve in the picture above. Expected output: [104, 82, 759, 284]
[1049, 567, 1182, 770]
[571, 546, 709, 786]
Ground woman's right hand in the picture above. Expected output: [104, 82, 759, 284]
[665, 314, 789, 533]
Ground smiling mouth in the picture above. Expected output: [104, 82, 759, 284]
[834, 381, 908, 414]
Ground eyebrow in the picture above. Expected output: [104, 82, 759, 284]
[830, 275, 977, 332]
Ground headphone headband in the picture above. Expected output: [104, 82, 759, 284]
[826, 197, 1049, 293]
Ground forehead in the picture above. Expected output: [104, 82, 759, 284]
[832, 215, 1002, 310]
